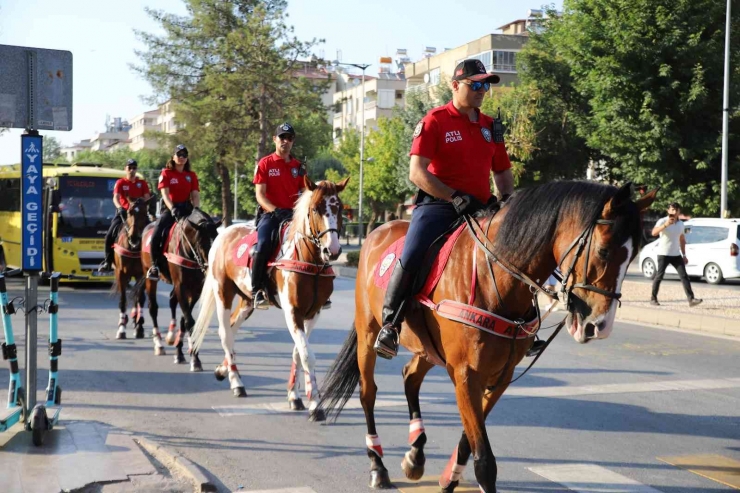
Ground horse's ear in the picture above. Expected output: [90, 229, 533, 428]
[214, 218, 223, 228]
[635, 187, 658, 214]
[304, 175, 317, 191]
[336, 176, 350, 192]
[602, 182, 633, 218]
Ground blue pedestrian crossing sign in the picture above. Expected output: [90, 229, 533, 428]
[21, 134, 43, 271]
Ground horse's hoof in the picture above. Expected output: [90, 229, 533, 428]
[233, 387, 247, 398]
[135, 327, 145, 339]
[308, 408, 326, 422]
[289, 398, 305, 411]
[174, 354, 186, 364]
[165, 331, 176, 346]
[369, 468, 392, 489]
[214, 367, 226, 381]
[440, 480, 459, 493]
[190, 361, 203, 372]
[401, 452, 425, 481]
[116, 331, 126, 340]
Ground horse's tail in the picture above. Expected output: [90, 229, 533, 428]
[317, 323, 359, 422]
[191, 273, 217, 354]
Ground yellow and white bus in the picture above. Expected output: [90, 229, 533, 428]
[0, 162, 150, 282]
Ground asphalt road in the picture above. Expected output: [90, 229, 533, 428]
[1, 277, 739, 492]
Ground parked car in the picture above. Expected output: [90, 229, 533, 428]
[217, 218, 254, 234]
[639, 218, 740, 284]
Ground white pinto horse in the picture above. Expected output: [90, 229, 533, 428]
[191, 176, 349, 420]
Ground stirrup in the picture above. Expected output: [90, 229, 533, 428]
[147, 266, 159, 280]
[98, 261, 112, 272]
[526, 339, 547, 358]
[374, 325, 400, 360]
[253, 290, 269, 310]
[322, 299, 332, 310]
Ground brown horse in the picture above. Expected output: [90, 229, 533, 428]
[190, 176, 348, 419]
[136, 207, 220, 370]
[111, 197, 153, 341]
[318, 181, 656, 492]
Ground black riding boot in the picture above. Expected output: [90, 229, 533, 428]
[374, 261, 415, 360]
[251, 251, 270, 310]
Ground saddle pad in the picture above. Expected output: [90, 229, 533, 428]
[232, 224, 288, 268]
[373, 224, 466, 297]
[142, 223, 178, 254]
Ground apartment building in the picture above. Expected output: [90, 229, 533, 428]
[331, 57, 406, 140]
[60, 139, 93, 161]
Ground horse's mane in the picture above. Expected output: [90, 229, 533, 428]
[491, 181, 640, 268]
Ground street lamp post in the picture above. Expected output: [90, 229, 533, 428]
[721, 0, 731, 218]
[333, 60, 371, 244]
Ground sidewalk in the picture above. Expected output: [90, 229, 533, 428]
[0, 421, 211, 493]
[333, 265, 740, 339]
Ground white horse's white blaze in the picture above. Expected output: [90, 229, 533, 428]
[322, 195, 341, 258]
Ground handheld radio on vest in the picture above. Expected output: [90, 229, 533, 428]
[493, 108, 505, 144]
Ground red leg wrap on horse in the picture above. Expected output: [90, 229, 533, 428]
[365, 434, 384, 458]
[408, 418, 426, 445]
[439, 446, 467, 488]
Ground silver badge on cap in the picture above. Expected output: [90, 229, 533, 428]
[282, 124, 290, 131]
[481, 127, 492, 142]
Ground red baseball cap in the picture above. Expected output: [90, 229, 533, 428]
[452, 59, 501, 84]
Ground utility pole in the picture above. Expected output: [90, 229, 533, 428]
[721, 0, 731, 218]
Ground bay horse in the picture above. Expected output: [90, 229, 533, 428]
[317, 181, 656, 492]
[190, 176, 349, 420]
[135, 207, 220, 370]
[111, 197, 153, 342]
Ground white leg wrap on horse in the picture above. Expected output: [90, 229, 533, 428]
[228, 365, 243, 389]
[408, 418, 425, 445]
[366, 434, 384, 458]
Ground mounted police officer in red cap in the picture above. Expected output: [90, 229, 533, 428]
[374, 59, 514, 360]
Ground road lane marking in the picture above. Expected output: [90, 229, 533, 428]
[212, 396, 447, 417]
[658, 454, 740, 489]
[213, 377, 740, 416]
[241, 488, 317, 493]
[528, 464, 662, 492]
[504, 377, 740, 399]
[393, 475, 478, 492]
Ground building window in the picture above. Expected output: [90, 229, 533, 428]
[378, 89, 395, 109]
[493, 51, 517, 73]
[429, 67, 441, 86]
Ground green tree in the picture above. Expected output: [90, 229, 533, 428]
[545, 0, 740, 215]
[42, 137, 63, 162]
[134, 0, 329, 224]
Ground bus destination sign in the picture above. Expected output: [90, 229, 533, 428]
[21, 134, 43, 271]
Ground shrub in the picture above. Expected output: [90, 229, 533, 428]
[345, 250, 360, 267]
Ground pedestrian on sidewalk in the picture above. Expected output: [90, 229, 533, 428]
[650, 202, 702, 307]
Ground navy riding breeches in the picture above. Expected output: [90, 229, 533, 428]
[400, 201, 459, 274]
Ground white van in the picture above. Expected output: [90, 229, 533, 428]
[639, 218, 740, 284]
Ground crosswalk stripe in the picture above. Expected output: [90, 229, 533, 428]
[658, 454, 740, 489]
[392, 476, 478, 492]
[528, 464, 662, 492]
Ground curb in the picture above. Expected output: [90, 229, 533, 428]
[135, 436, 217, 493]
[333, 265, 738, 338]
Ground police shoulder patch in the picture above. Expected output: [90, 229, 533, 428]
[413, 120, 424, 139]
[481, 127, 492, 143]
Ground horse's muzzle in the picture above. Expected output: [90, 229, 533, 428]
[323, 246, 341, 262]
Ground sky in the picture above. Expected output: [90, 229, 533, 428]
[0, 0, 563, 165]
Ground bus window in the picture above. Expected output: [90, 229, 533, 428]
[57, 177, 117, 238]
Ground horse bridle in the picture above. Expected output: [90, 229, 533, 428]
[556, 218, 622, 310]
[177, 217, 210, 273]
[304, 207, 340, 248]
[122, 200, 145, 249]
[464, 213, 622, 311]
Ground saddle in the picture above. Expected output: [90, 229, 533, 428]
[232, 222, 290, 269]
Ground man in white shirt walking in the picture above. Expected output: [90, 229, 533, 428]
[650, 202, 702, 307]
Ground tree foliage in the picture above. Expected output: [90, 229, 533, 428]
[530, 0, 740, 215]
[134, 0, 330, 223]
[42, 137, 63, 162]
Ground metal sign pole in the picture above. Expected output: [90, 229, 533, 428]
[24, 275, 38, 414]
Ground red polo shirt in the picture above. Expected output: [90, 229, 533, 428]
[410, 101, 511, 203]
[253, 153, 305, 210]
[158, 168, 200, 203]
[113, 177, 150, 210]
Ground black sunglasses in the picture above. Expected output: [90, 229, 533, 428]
[461, 80, 491, 92]
[278, 134, 294, 142]
[176, 152, 188, 158]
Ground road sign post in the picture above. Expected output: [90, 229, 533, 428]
[21, 133, 42, 413]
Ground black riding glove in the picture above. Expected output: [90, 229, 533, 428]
[172, 205, 185, 219]
[451, 191, 485, 217]
[117, 207, 127, 219]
